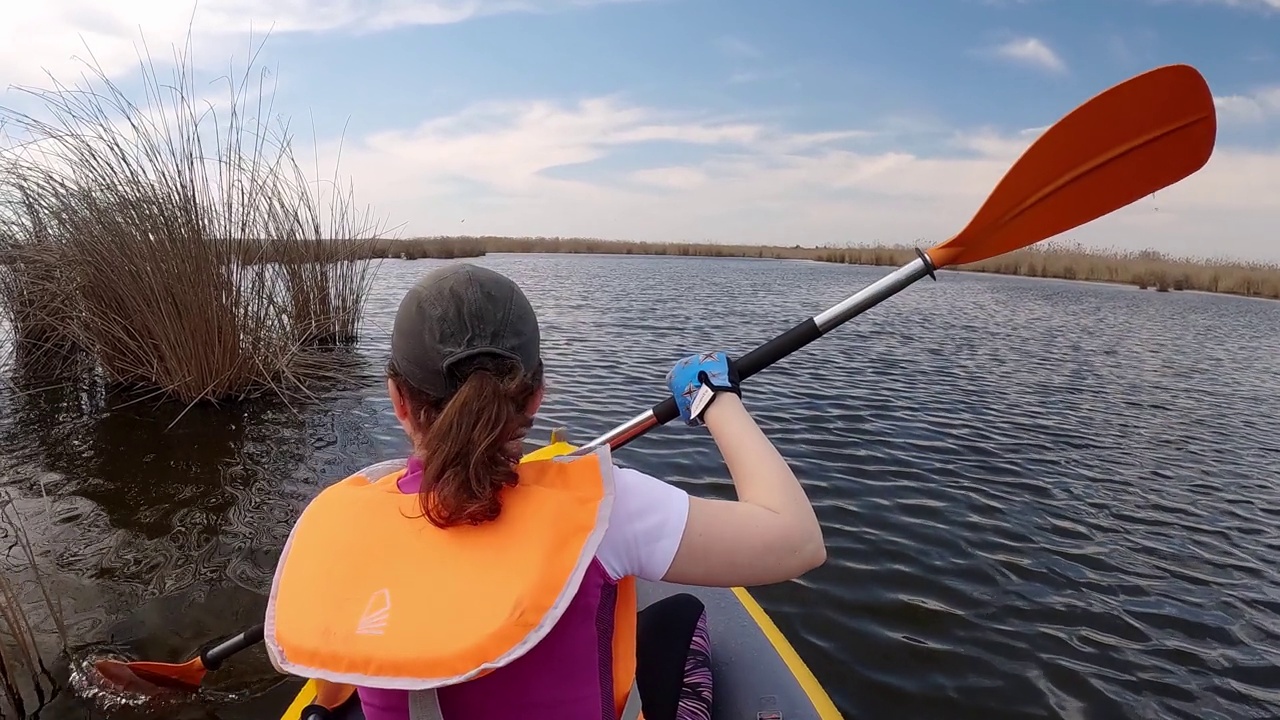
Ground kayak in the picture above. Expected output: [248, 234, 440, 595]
[273, 435, 844, 720]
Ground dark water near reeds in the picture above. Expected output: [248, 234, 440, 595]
[3, 254, 1280, 720]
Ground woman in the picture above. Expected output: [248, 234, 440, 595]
[264, 263, 826, 720]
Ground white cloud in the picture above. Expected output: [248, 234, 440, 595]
[1166, 0, 1280, 10]
[950, 125, 1049, 158]
[1214, 86, 1280, 123]
[989, 36, 1068, 74]
[630, 166, 709, 189]
[307, 95, 1280, 262]
[0, 0, 642, 88]
[337, 98, 774, 196]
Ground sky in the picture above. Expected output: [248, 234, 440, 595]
[0, 0, 1277, 261]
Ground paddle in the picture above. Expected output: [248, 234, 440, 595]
[84, 62, 1216, 702]
[570, 62, 1216, 455]
[94, 623, 358, 716]
[93, 623, 264, 692]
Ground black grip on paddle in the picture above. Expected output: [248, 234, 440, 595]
[202, 622, 266, 670]
[653, 396, 681, 425]
[734, 318, 822, 380]
[649, 317, 823, 426]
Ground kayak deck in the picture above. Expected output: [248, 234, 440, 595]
[277, 581, 841, 719]
[638, 581, 843, 720]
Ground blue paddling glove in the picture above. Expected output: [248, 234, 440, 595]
[665, 351, 742, 426]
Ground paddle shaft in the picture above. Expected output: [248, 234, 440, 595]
[571, 249, 938, 455]
[203, 622, 265, 671]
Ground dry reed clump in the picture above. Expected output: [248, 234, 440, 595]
[0, 244, 84, 380]
[0, 34, 387, 403]
[374, 236, 1280, 300]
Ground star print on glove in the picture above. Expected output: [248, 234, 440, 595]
[665, 351, 742, 426]
[681, 382, 699, 403]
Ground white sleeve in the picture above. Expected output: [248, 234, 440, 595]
[596, 465, 690, 582]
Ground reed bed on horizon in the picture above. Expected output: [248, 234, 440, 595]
[373, 236, 1280, 300]
[0, 33, 388, 403]
[822, 241, 1280, 299]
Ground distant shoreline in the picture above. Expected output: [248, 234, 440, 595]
[363, 236, 1280, 301]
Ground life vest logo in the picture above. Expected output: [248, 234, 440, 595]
[357, 589, 392, 635]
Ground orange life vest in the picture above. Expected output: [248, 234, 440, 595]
[264, 445, 641, 718]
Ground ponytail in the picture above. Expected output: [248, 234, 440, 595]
[387, 354, 544, 528]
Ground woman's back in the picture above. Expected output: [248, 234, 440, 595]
[265, 263, 825, 720]
[350, 457, 691, 719]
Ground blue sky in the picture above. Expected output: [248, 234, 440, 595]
[2, 0, 1278, 260]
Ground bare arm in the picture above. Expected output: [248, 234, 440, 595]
[661, 393, 826, 587]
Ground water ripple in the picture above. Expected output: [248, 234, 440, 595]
[2, 255, 1279, 719]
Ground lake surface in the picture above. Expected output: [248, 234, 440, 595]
[3, 254, 1280, 720]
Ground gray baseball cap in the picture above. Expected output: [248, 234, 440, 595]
[389, 263, 541, 396]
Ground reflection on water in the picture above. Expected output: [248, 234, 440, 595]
[2, 254, 1280, 719]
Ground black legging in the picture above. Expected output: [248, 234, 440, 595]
[634, 593, 714, 720]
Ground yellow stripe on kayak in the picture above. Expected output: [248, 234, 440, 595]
[280, 678, 317, 720]
[730, 586, 844, 719]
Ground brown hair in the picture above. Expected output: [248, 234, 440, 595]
[387, 354, 545, 528]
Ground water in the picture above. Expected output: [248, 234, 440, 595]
[3, 254, 1280, 719]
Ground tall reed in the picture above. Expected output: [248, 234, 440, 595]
[0, 490, 66, 719]
[0, 31, 386, 403]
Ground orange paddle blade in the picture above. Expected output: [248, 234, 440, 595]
[93, 656, 206, 693]
[927, 63, 1216, 269]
